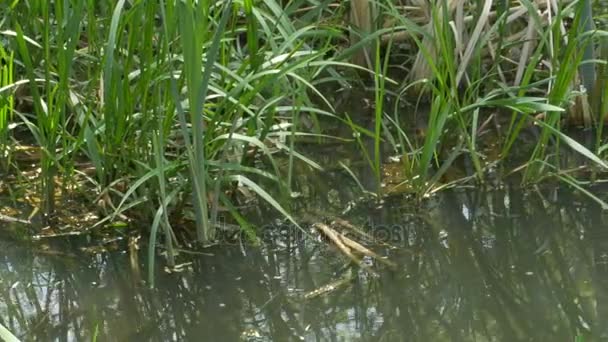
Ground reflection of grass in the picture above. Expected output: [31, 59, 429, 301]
[0, 187, 605, 340]
[1, 0, 608, 272]
[376, 187, 604, 340]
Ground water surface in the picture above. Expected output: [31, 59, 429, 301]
[2, 184, 608, 341]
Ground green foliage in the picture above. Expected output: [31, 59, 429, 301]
[3, 0, 348, 279]
[2, 0, 608, 281]
[0, 322, 20, 342]
[0, 45, 13, 166]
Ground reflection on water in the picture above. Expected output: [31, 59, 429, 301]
[2, 185, 608, 341]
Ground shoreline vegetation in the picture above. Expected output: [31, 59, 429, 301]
[0, 0, 607, 283]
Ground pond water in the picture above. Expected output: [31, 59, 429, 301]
[2, 184, 608, 341]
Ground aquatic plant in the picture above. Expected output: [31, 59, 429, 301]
[0, 44, 13, 169]
[2, 0, 344, 281]
[0, 322, 20, 342]
[347, 0, 608, 194]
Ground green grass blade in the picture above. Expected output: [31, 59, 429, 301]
[0, 322, 20, 342]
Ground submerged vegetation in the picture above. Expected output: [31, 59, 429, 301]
[0, 0, 607, 281]
[2, 186, 608, 340]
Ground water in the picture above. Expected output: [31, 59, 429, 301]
[2, 184, 608, 341]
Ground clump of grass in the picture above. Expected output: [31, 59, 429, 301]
[3, 0, 349, 282]
[354, 0, 608, 193]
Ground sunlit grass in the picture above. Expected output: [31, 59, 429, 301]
[371, 0, 608, 193]
[2, 0, 343, 279]
[0, 321, 20, 342]
[0, 44, 13, 169]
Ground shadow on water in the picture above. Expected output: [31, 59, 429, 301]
[2, 183, 608, 341]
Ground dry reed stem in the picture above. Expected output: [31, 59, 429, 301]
[314, 222, 363, 264]
[456, 0, 493, 85]
[350, 0, 374, 67]
[377, 0, 572, 88]
[314, 222, 395, 270]
[409, 0, 461, 85]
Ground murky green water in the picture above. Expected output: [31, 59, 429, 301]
[2, 185, 608, 341]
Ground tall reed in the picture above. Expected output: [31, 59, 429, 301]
[12, 2, 85, 215]
[0, 45, 13, 167]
